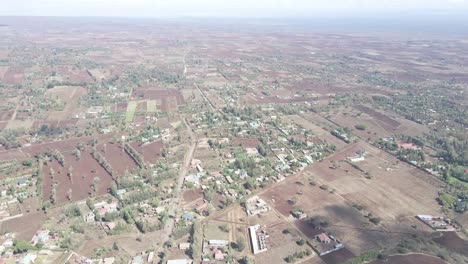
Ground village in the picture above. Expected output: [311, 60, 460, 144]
[0, 16, 466, 264]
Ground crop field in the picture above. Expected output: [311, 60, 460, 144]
[125, 101, 137, 123]
[147, 100, 157, 112]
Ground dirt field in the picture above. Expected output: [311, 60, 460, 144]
[320, 248, 356, 264]
[0, 110, 14, 121]
[260, 140, 443, 256]
[370, 253, 448, 264]
[129, 140, 163, 164]
[0, 211, 47, 240]
[97, 142, 137, 176]
[433, 232, 468, 255]
[42, 147, 114, 204]
[46, 86, 87, 120]
[287, 114, 348, 150]
[132, 89, 185, 111]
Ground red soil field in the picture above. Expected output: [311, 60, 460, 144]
[113, 101, 128, 112]
[42, 148, 114, 205]
[97, 142, 138, 176]
[32, 119, 79, 129]
[132, 89, 185, 111]
[370, 254, 447, 264]
[183, 189, 204, 203]
[231, 137, 259, 148]
[248, 95, 331, 104]
[354, 105, 401, 128]
[0, 110, 14, 121]
[0, 211, 47, 240]
[136, 101, 147, 111]
[129, 140, 163, 164]
[2, 67, 24, 84]
[320, 248, 356, 264]
[433, 232, 468, 255]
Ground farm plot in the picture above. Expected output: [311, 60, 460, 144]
[125, 101, 137, 123]
[41, 147, 114, 205]
[132, 89, 185, 111]
[147, 100, 157, 112]
[46, 86, 87, 120]
[97, 142, 138, 176]
[370, 254, 447, 264]
[129, 140, 163, 165]
[260, 141, 443, 257]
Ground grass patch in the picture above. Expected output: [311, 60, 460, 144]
[147, 100, 157, 112]
[125, 101, 137, 123]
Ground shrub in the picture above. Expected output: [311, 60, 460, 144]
[355, 124, 368, 131]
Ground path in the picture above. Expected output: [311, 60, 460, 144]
[160, 118, 196, 245]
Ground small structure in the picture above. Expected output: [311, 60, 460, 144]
[84, 212, 95, 223]
[20, 253, 37, 264]
[31, 230, 49, 245]
[214, 249, 225, 260]
[131, 255, 143, 264]
[17, 178, 27, 187]
[310, 232, 344, 256]
[167, 260, 192, 264]
[246, 196, 271, 216]
[208, 240, 229, 247]
[248, 225, 268, 255]
[181, 213, 194, 221]
[290, 209, 307, 219]
[147, 252, 155, 263]
[179, 243, 191, 250]
[195, 202, 209, 215]
[417, 215, 457, 231]
[317, 233, 332, 243]
[348, 155, 365, 162]
[103, 257, 115, 264]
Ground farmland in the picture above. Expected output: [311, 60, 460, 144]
[0, 16, 466, 264]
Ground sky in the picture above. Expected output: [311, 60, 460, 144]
[1, 0, 468, 18]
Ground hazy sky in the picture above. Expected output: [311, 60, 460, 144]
[1, 0, 468, 17]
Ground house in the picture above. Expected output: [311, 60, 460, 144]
[31, 230, 49, 245]
[20, 253, 37, 264]
[179, 243, 191, 250]
[131, 256, 143, 264]
[317, 233, 332, 244]
[208, 240, 229, 247]
[17, 178, 27, 187]
[348, 155, 365, 162]
[195, 202, 209, 215]
[84, 212, 95, 223]
[103, 257, 115, 264]
[290, 209, 307, 219]
[246, 196, 271, 216]
[225, 175, 234, 184]
[214, 250, 225, 260]
[147, 252, 155, 263]
[167, 260, 192, 264]
[103, 222, 117, 231]
[398, 143, 419, 150]
[248, 225, 268, 254]
[116, 189, 127, 197]
[181, 213, 194, 221]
